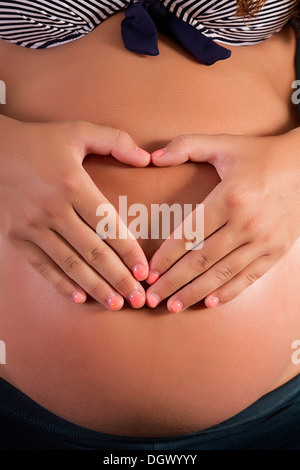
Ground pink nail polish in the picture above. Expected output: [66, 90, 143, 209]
[151, 148, 166, 158]
[169, 300, 183, 313]
[132, 264, 147, 280]
[137, 147, 150, 158]
[147, 271, 160, 284]
[205, 296, 219, 309]
[72, 291, 86, 304]
[129, 291, 145, 308]
[146, 293, 160, 308]
[107, 295, 124, 310]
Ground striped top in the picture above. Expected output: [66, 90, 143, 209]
[0, 0, 297, 49]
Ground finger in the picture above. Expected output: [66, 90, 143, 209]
[11, 239, 87, 304]
[151, 134, 238, 172]
[56, 211, 146, 307]
[147, 187, 228, 283]
[32, 228, 130, 309]
[78, 122, 151, 167]
[146, 226, 241, 307]
[204, 254, 277, 309]
[163, 244, 261, 313]
[66, 171, 149, 281]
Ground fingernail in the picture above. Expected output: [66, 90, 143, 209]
[137, 147, 151, 158]
[147, 271, 160, 284]
[132, 264, 147, 280]
[129, 291, 145, 308]
[151, 148, 166, 158]
[169, 300, 183, 313]
[72, 291, 86, 304]
[146, 293, 160, 308]
[107, 295, 124, 310]
[205, 296, 219, 309]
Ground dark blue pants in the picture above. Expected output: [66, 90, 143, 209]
[1, 374, 300, 450]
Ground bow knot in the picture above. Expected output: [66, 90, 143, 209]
[121, 0, 231, 65]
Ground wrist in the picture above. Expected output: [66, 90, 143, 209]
[269, 127, 300, 168]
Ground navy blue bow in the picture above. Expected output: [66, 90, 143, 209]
[121, 0, 231, 65]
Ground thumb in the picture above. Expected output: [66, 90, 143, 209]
[151, 133, 240, 177]
[79, 122, 151, 167]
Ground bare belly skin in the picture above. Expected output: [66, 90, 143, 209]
[0, 13, 300, 438]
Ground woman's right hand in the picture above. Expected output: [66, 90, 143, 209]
[0, 116, 151, 309]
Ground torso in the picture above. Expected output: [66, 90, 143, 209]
[0, 12, 300, 438]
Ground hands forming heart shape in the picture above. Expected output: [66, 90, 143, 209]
[135, 130, 300, 313]
[1, 118, 299, 312]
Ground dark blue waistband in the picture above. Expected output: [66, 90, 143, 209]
[1, 374, 300, 449]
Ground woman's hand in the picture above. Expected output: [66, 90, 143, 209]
[0, 116, 151, 309]
[146, 129, 300, 312]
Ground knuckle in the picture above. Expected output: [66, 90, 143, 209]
[190, 251, 211, 273]
[60, 174, 78, 196]
[189, 283, 204, 303]
[220, 285, 238, 303]
[175, 134, 188, 146]
[276, 240, 290, 256]
[173, 134, 191, 153]
[270, 238, 290, 257]
[113, 129, 131, 152]
[55, 277, 68, 295]
[261, 231, 274, 246]
[89, 280, 104, 298]
[243, 215, 260, 234]
[22, 210, 39, 229]
[114, 273, 133, 292]
[86, 247, 109, 266]
[63, 255, 81, 274]
[260, 234, 289, 257]
[242, 270, 258, 285]
[119, 246, 137, 263]
[158, 253, 174, 268]
[40, 198, 59, 219]
[34, 260, 51, 276]
[213, 265, 233, 282]
[164, 277, 179, 293]
[116, 128, 129, 143]
[226, 188, 248, 209]
[5, 224, 20, 241]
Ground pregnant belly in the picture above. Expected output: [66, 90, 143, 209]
[0, 13, 300, 437]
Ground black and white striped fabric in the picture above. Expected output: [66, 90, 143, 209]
[0, 0, 297, 49]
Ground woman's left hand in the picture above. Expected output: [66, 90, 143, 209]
[146, 129, 300, 312]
